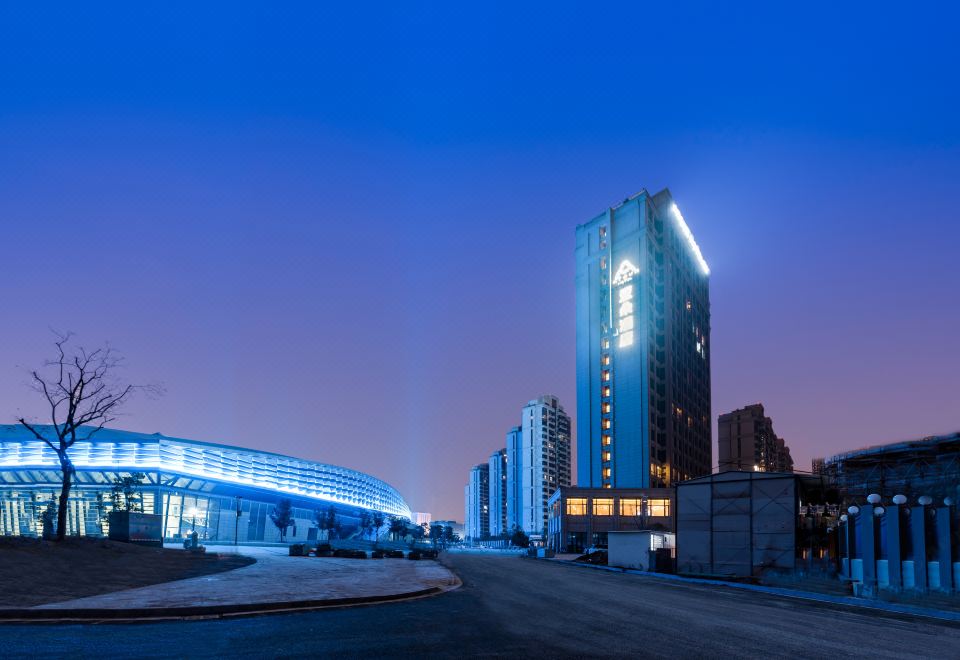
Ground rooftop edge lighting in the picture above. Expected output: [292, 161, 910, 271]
[670, 202, 710, 276]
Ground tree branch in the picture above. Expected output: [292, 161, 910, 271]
[17, 418, 60, 455]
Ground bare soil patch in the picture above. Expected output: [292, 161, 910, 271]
[0, 536, 255, 607]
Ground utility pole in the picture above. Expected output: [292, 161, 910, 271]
[235, 496, 243, 546]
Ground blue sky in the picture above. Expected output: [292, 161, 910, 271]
[2, 3, 958, 518]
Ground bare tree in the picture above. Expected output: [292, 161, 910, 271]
[17, 332, 157, 541]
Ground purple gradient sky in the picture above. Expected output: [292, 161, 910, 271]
[2, 4, 958, 519]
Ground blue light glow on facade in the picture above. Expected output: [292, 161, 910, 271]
[0, 425, 411, 540]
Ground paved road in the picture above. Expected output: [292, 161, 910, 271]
[4, 553, 959, 658]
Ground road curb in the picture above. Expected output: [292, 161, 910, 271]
[539, 558, 960, 623]
[0, 580, 461, 624]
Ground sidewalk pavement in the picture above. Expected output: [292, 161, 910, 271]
[541, 556, 960, 622]
[12, 545, 457, 619]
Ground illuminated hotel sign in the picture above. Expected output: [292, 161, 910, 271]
[612, 260, 639, 347]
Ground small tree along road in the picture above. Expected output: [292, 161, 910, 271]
[270, 499, 294, 542]
[17, 333, 158, 541]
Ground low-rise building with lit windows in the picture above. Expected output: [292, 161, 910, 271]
[546, 486, 674, 553]
[0, 425, 412, 542]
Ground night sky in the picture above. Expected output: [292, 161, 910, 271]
[2, 4, 958, 520]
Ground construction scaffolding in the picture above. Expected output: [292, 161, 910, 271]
[825, 432, 960, 506]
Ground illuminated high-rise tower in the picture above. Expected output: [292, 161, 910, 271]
[575, 189, 711, 488]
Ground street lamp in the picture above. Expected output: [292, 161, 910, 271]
[235, 496, 243, 546]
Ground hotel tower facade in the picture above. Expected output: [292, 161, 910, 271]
[575, 188, 712, 489]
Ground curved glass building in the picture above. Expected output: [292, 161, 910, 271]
[0, 425, 411, 542]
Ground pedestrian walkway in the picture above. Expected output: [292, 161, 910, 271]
[31, 545, 458, 612]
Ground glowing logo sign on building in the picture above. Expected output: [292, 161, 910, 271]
[611, 260, 640, 286]
[612, 260, 639, 347]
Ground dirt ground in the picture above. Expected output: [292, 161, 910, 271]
[0, 536, 254, 607]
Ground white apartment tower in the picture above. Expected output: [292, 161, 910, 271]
[517, 395, 572, 537]
[464, 463, 489, 541]
[488, 448, 508, 537]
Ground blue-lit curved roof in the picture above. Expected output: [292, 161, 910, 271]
[0, 425, 411, 518]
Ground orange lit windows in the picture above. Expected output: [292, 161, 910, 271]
[602, 386, 611, 398]
[602, 370, 611, 382]
[593, 498, 614, 516]
[647, 499, 671, 517]
[602, 419, 612, 430]
[601, 435, 612, 447]
[620, 499, 642, 517]
[566, 498, 587, 516]
[602, 451, 611, 462]
[602, 402, 611, 414]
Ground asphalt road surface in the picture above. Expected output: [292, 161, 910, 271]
[4, 552, 959, 658]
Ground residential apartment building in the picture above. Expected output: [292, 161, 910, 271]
[514, 395, 572, 537]
[505, 426, 522, 531]
[576, 188, 712, 489]
[464, 463, 489, 541]
[488, 448, 508, 537]
[718, 404, 794, 473]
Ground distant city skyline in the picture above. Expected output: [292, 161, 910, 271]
[2, 5, 959, 520]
